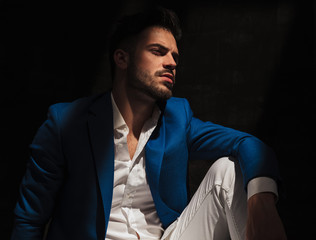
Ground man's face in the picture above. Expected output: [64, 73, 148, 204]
[127, 26, 179, 100]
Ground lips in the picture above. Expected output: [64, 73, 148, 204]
[160, 73, 174, 84]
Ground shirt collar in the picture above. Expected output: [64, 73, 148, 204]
[111, 93, 127, 129]
[110, 92, 161, 130]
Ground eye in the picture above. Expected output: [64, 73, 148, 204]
[151, 48, 163, 56]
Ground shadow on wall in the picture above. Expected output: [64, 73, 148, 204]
[179, 2, 315, 239]
[256, 2, 315, 239]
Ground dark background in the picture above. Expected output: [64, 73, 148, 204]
[1, 0, 315, 239]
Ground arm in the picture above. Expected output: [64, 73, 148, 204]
[247, 193, 287, 240]
[183, 99, 286, 239]
[11, 105, 65, 240]
[187, 114, 280, 189]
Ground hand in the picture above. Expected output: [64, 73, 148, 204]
[246, 192, 287, 240]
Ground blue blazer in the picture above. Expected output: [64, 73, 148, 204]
[11, 92, 279, 240]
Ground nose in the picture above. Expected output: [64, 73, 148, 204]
[163, 53, 177, 71]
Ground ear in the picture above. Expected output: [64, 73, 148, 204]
[113, 49, 129, 70]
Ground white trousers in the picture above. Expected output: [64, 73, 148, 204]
[161, 157, 247, 240]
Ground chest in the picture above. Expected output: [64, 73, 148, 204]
[127, 133, 138, 160]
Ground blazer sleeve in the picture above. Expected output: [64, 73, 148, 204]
[183, 99, 280, 189]
[11, 104, 66, 240]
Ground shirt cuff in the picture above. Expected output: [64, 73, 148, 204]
[247, 177, 278, 200]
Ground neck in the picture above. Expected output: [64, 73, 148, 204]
[112, 82, 156, 139]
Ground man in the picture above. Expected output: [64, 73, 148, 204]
[11, 7, 286, 240]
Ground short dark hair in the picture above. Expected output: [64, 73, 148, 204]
[109, 7, 182, 78]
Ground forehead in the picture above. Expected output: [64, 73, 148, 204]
[137, 26, 179, 53]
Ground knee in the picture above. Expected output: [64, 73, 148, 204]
[204, 157, 237, 192]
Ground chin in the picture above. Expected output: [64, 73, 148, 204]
[155, 89, 173, 100]
[140, 81, 173, 101]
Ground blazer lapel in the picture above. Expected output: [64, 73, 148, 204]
[145, 116, 169, 219]
[145, 100, 167, 189]
[145, 116, 165, 190]
[88, 93, 114, 232]
[145, 102, 180, 227]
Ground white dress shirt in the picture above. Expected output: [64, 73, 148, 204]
[105, 94, 163, 240]
[105, 93, 278, 240]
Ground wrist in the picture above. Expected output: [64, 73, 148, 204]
[248, 192, 276, 205]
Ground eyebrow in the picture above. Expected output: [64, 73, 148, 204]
[147, 43, 180, 61]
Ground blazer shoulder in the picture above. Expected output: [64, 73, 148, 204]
[165, 97, 193, 121]
[47, 92, 109, 125]
[166, 97, 191, 110]
[167, 96, 189, 105]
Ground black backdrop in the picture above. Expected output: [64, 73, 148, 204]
[1, 0, 315, 239]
